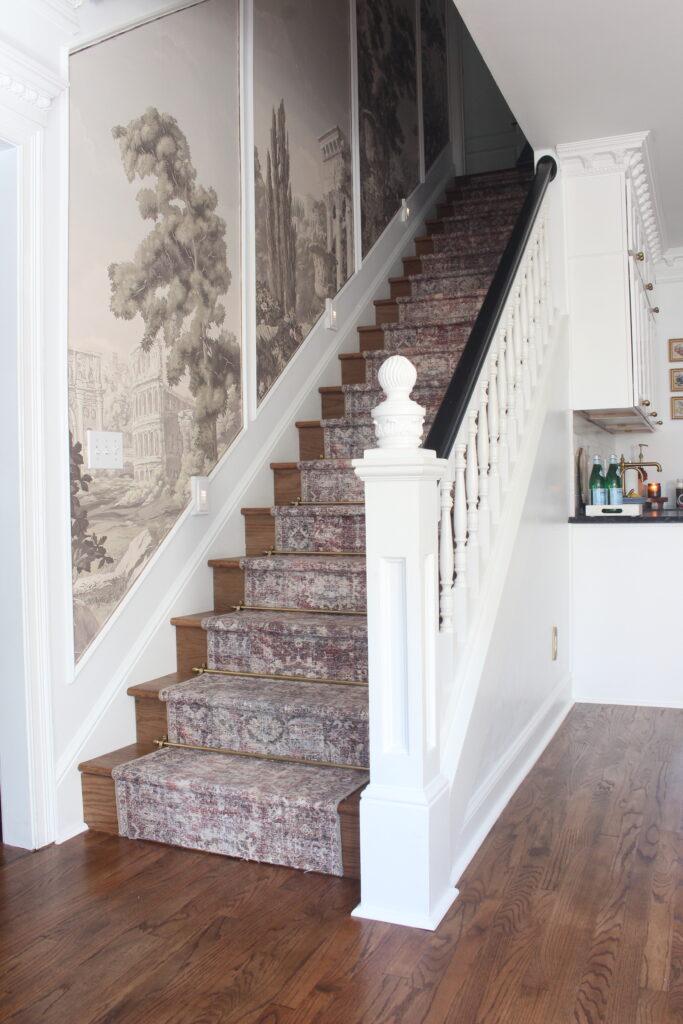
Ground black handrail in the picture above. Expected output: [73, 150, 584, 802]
[423, 155, 557, 459]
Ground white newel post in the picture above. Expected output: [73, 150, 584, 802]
[351, 355, 457, 930]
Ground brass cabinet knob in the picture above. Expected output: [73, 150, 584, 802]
[636, 251, 645, 261]
[656, 420, 663, 425]
[646, 282, 654, 290]
[650, 411, 658, 417]
[642, 399, 651, 406]
[653, 306, 660, 313]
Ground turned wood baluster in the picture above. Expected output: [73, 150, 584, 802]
[452, 442, 468, 640]
[465, 408, 480, 594]
[477, 381, 491, 560]
[438, 461, 455, 633]
[519, 269, 533, 406]
[540, 217, 554, 328]
[512, 286, 527, 435]
[488, 350, 501, 525]
[524, 251, 539, 388]
[505, 307, 518, 463]
[496, 325, 510, 493]
[532, 233, 545, 353]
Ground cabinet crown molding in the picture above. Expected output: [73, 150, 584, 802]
[557, 132, 663, 262]
[0, 39, 66, 114]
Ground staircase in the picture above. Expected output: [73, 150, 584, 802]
[78, 166, 533, 879]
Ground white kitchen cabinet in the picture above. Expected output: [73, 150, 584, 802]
[565, 169, 661, 433]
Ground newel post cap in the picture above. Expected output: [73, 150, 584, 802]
[371, 355, 425, 450]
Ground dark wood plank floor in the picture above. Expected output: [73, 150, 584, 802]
[2, 703, 683, 1023]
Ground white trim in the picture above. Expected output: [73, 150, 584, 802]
[353, 886, 458, 931]
[451, 677, 572, 886]
[557, 131, 665, 262]
[0, 103, 61, 849]
[240, 0, 255, 424]
[0, 39, 66, 114]
[656, 247, 683, 283]
[349, 0, 362, 274]
[70, 0, 209, 53]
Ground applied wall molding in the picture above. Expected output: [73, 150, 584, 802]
[656, 247, 683, 283]
[557, 131, 664, 263]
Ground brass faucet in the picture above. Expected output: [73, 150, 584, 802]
[619, 454, 662, 492]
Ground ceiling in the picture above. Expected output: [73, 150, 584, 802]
[454, 0, 683, 255]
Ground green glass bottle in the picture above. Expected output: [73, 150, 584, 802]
[605, 454, 623, 505]
[589, 456, 606, 505]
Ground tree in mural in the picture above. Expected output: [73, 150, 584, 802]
[265, 100, 297, 315]
[357, 0, 417, 253]
[69, 431, 114, 579]
[108, 107, 239, 463]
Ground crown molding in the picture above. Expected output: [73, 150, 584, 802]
[557, 131, 664, 263]
[0, 38, 66, 112]
[656, 247, 683, 284]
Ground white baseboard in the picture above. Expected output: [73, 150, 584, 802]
[352, 887, 459, 932]
[449, 676, 572, 887]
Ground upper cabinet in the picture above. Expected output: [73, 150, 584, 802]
[559, 133, 664, 433]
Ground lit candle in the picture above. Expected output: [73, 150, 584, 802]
[647, 482, 661, 499]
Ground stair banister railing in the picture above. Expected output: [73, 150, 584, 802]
[352, 157, 558, 930]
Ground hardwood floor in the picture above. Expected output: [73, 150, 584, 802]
[3, 703, 683, 1023]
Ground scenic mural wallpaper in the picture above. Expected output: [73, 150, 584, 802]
[357, 0, 419, 255]
[68, 0, 242, 660]
[421, 0, 450, 171]
[253, 0, 354, 401]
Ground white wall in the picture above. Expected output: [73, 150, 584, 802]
[448, 321, 574, 879]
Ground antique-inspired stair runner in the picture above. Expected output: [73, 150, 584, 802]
[113, 167, 531, 876]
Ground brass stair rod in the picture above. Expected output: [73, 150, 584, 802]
[192, 665, 367, 687]
[232, 604, 365, 616]
[263, 550, 362, 557]
[289, 499, 363, 506]
[154, 736, 368, 772]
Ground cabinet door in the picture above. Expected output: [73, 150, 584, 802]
[626, 180, 658, 418]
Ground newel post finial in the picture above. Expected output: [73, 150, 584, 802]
[372, 355, 426, 449]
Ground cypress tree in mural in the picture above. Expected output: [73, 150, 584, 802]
[108, 106, 239, 463]
[70, 431, 114, 578]
[357, 0, 417, 253]
[265, 101, 297, 315]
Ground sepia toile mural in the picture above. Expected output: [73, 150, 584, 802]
[421, 0, 450, 172]
[69, 0, 241, 660]
[357, 0, 419, 256]
[254, 0, 354, 401]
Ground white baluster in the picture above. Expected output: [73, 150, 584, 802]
[488, 350, 501, 525]
[519, 271, 532, 407]
[541, 217, 554, 328]
[532, 233, 545, 357]
[524, 255, 538, 388]
[466, 408, 480, 593]
[512, 287, 527, 434]
[439, 465, 454, 633]
[496, 325, 510, 493]
[453, 442, 468, 641]
[505, 307, 518, 462]
[477, 381, 490, 559]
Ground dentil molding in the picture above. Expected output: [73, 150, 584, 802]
[0, 38, 66, 112]
[557, 131, 664, 263]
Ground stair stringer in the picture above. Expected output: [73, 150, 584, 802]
[439, 314, 573, 890]
[54, 148, 456, 844]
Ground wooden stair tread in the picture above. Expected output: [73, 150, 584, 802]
[79, 743, 155, 777]
[241, 506, 273, 515]
[319, 385, 342, 394]
[208, 557, 243, 568]
[127, 672, 189, 700]
[170, 610, 215, 629]
[270, 461, 299, 469]
[295, 420, 322, 428]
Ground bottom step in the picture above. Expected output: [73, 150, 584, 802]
[113, 747, 366, 877]
[80, 745, 363, 878]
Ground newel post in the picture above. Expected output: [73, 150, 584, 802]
[351, 355, 457, 929]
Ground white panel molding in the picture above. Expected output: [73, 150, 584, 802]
[557, 131, 664, 262]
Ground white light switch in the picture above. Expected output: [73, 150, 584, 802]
[87, 430, 123, 469]
[191, 475, 209, 515]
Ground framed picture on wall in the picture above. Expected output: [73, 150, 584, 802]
[669, 338, 683, 361]
[671, 397, 683, 419]
[671, 369, 683, 391]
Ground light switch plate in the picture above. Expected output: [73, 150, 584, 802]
[86, 430, 123, 469]
[191, 475, 209, 515]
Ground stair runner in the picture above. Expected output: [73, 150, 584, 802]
[112, 167, 531, 876]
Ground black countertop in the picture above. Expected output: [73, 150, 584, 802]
[570, 510, 683, 523]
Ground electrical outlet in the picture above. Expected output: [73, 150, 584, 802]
[86, 430, 123, 469]
[551, 626, 558, 661]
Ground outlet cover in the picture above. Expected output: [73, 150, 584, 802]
[87, 430, 123, 469]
